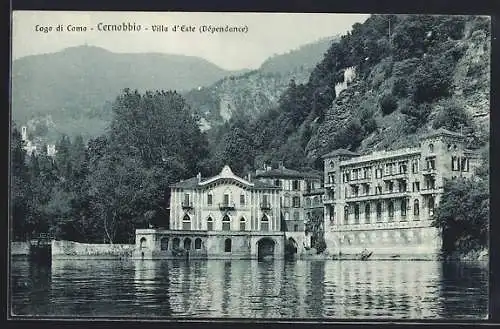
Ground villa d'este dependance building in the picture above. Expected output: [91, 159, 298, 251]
[134, 128, 481, 260]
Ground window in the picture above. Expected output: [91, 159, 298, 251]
[365, 203, 371, 222]
[195, 238, 202, 250]
[207, 216, 213, 230]
[452, 156, 459, 171]
[240, 194, 245, 206]
[306, 198, 312, 207]
[413, 181, 420, 192]
[224, 238, 232, 252]
[207, 194, 213, 206]
[293, 211, 300, 221]
[399, 162, 408, 174]
[344, 206, 349, 223]
[412, 160, 419, 173]
[239, 217, 246, 231]
[375, 168, 383, 178]
[426, 157, 436, 170]
[182, 214, 191, 230]
[414, 199, 420, 217]
[352, 185, 359, 197]
[294, 224, 299, 232]
[354, 204, 360, 224]
[222, 214, 231, 231]
[386, 181, 394, 193]
[461, 157, 469, 172]
[399, 180, 407, 192]
[363, 184, 370, 195]
[292, 196, 301, 208]
[160, 237, 169, 250]
[172, 238, 180, 249]
[183, 194, 190, 207]
[292, 180, 300, 191]
[376, 185, 382, 195]
[274, 179, 281, 187]
[313, 196, 320, 206]
[428, 197, 435, 216]
[223, 194, 229, 205]
[388, 201, 394, 221]
[140, 237, 147, 249]
[284, 196, 290, 207]
[184, 238, 192, 250]
[401, 199, 407, 218]
[376, 202, 382, 222]
[261, 215, 269, 231]
[429, 143, 434, 153]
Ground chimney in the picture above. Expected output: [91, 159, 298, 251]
[197, 172, 201, 182]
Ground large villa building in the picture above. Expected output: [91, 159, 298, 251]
[134, 128, 481, 260]
[322, 128, 481, 259]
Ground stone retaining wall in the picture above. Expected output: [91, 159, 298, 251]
[51, 240, 135, 259]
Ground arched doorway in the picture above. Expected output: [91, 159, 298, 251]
[285, 237, 298, 260]
[257, 238, 276, 260]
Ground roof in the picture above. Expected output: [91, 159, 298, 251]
[170, 165, 280, 190]
[170, 177, 200, 189]
[254, 167, 322, 179]
[421, 128, 465, 139]
[322, 148, 360, 159]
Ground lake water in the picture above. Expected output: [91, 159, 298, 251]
[10, 259, 488, 319]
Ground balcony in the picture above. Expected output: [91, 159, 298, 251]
[420, 187, 442, 195]
[323, 198, 335, 204]
[422, 167, 437, 175]
[181, 201, 193, 210]
[219, 202, 236, 211]
[345, 190, 410, 202]
[303, 187, 324, 196]
[260, 202, 272, 210]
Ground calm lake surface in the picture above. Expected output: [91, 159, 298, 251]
[10, 259, 488, 319]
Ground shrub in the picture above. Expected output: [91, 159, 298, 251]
[401, 100, 432, 131]
[379, 93, 398, 115]
[392, 77, 409, 97]
[432, 100, 471, 131]
[410, 59, 452, 103]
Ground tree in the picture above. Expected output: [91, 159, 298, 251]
[379, 92, 398, 115]
[432, 176, 489, 256]
[11, 125, 30, 240]
[432, 100, 471, 132]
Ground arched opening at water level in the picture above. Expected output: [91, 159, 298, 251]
[257, 238, 276, 260]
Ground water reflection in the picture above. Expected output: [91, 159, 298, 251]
[10, 259, 488, 319]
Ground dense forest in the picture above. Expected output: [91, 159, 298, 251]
[11, 15, 490, 254]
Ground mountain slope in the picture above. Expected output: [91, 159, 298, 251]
[207, 15, 490, 173]
[11, 45, 233, 139]
[184, 37, 338, 129]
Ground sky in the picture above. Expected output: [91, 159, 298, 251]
[12, 11, 369, 71]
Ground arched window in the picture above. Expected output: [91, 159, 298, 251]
[207, 216, 213, 231]
[428, 196, 435, 216]
[182, 214, 191, 230]
[261, 215, 269, 231]
[401, 199, 407, 219]
[314, 196, 320, 206]
[224, 238, 232, 252]
[284, 196, 290, 208]
[414, 199, 420, 218]
[239, 217, 246, 231]
[293, 211, 300, 221]
[354, 204, 360, 224]
[429, 143, 434, 153]
[365, 203, 371, 223]
[284, 212, 290, 221]
[184, 238, 192, 250]
[294, 224, 299, 232]
[344, 205, 349, 224]
[140, 237, 147, 249]
[172, 237, 180, 249]
[306, 198, 312, 207]
[292, 196, 301, 208]
[388, 201, 394, 221]
[376, 202, 382, 222]
[160, 237, 169, 250]
[194, 238, 202, 250]
[222, 214, 231, 231]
